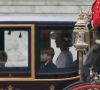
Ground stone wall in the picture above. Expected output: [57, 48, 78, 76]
[0, 0, 93, 19]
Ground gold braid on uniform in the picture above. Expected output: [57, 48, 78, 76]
[90, 20, 95, 31]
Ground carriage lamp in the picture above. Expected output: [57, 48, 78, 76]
[73, 10, 90, 75]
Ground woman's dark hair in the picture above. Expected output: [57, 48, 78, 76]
[60, 33, 72, 47]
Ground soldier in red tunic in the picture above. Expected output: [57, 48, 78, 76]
[81, 0, 100, 82]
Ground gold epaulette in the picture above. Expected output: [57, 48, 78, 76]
[90, 69, 93, 78]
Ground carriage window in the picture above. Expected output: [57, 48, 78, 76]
[0, 29, 29, 68]
[40, 30, 78, 69]
[5, 30, 28, 67]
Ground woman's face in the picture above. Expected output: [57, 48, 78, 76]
[55, 35, 63, 48]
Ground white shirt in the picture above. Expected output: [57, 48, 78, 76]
[45, 61, 49, 66]
[55, 50, 73, 68]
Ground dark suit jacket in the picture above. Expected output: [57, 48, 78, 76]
[71, 60, 78, 67]
[39, 61, 57, 79]
[44, 61, 57, 69]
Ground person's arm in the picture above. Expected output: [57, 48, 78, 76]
[88, 10, 100, 31]
[56, 53, 67, 68]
